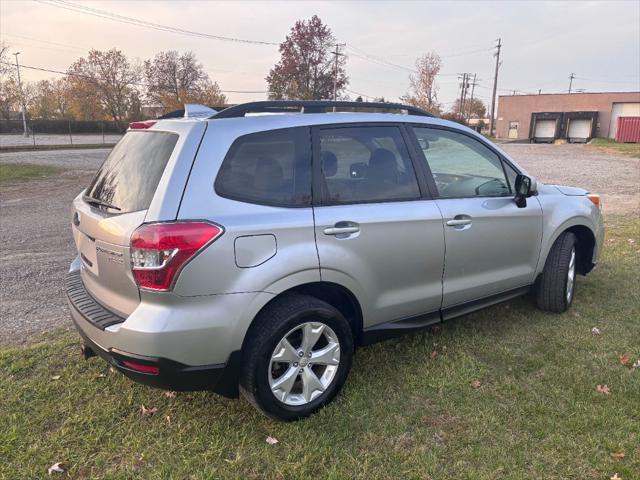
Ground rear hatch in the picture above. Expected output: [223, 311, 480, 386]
[71, 129, 180, 317]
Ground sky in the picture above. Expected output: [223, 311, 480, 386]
[1, 0, 639, 110]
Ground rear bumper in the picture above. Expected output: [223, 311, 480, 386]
[66, 265, 242, 397]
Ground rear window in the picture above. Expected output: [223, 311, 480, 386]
[85, 131, 178, 213]
[215, 127, 311, 207]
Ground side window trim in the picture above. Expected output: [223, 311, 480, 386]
[214, 126, 312, 208]
[407, 123, 522, 200]
[311, 122, 431, 206]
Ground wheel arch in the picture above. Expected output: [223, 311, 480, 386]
[241, 281, 364, 352]
[539, 220, 597, 277]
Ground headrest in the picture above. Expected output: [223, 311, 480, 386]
[321, 151, 338, 177]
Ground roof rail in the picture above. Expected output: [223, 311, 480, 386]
[211, 100, 435, 119]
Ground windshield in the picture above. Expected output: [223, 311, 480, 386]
[85, 131, 179, 213]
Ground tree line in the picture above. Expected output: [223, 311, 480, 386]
[0, 15, 485, 124]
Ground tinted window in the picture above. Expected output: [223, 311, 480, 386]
[215, 127, 311, 207]
[413, 127, 511, 198]
[319, 126, 420, 204]
[85, 131, 178, 213]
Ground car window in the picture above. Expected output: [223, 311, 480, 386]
[85, 131, 178, 213]
[318, 126, 420, 204]
[412, 127, 511, 198]
[215, 127, 311, 207]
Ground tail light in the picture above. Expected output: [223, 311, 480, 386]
[129, 120, 157, 130]
[586, 193, 600, 209]
[130, 222, 223, 291]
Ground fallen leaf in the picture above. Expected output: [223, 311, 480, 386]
[611, 474, 622, 480]
[266, 436, 279, 445]
[596, 384, 610, 395]
[430, 350, 438, 359]
[632, 360, 640, 369]
[50, 375, 61, 381]
[163, 391, 177, 398]
[591, 327, 601, 335]
[164, 415, 171, 426]
[47, 462, 65, 475]
[140, 405, 158, 416]
[619, 354, 631, 366]
[470, 379, 481, 389]
[610, 453, 625, 459]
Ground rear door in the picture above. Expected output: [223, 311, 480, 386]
[72, 124, 203, 316]
[312, 124, 444, 328]
[409, 126, 542, 313]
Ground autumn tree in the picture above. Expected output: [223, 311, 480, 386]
[67, 49, 141, 122]
[0, 41, 18, 120]
[451, 97, 486, 119]
[401, 52, 442, 114]
[267, 15, 348, 100]
[144, 51, 226, 112]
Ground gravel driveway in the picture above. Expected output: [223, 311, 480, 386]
[0, 144, 638, 344]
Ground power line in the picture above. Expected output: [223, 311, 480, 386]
[0, 61, 268, 93]
[34, 0, 279, 46]
[1, 32, 89, 52]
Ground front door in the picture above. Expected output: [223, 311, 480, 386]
[410, 126, 543, 311]
[312, 124, 444, 328]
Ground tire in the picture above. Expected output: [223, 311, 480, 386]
[240, 293, 354, 421]
[536, 232, 577, 313]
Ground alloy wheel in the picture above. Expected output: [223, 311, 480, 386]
[268, 322, 341, 406]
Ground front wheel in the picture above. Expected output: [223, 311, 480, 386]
[536, 232, 577, 313]
[240, 293, 354, 421]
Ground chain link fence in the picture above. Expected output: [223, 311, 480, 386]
[0, 119, 125, 148]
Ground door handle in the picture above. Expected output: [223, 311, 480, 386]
[323, 226, 360, 236]
[446, 219, 472, 227]
[323, 222, 360, 236]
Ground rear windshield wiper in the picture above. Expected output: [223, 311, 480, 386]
[83, 194, 122, 211]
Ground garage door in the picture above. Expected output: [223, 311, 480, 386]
[567, 119, 591, 143]
[534, 119, 556, 141]
[610, 102, 640, 139]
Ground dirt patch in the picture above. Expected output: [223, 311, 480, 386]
[502, 143, 639, 216]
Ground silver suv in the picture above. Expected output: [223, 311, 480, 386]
[67, 101, 604, 421]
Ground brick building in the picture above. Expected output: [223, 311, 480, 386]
[495, 91, 640, 142]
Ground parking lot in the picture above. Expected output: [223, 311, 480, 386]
[0, 144, 637, 345]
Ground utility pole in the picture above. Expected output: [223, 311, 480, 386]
[489, 38, 502, 137]
[568, 72, 575, 94]
[467, 73, 477, 121]
[332, 43, 345, 103]
[13, 52, 29, 138]
[458, 73, 468, 122]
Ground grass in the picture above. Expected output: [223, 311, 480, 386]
[0, 163, 65, 183]
[589, 138, 640, 158]
[1, 218, 639, 479]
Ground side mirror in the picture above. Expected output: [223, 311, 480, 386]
[514, 174, 533, 208]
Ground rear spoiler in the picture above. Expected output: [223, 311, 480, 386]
[157, 104, 219, 120]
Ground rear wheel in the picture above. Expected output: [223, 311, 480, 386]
[536, 232, 577, 313]
[240, 293, 353, 421]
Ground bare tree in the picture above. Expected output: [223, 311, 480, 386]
[67, 49, 141, 122]
[266, 15, 348, 100]
[144, 51, 227, 111]
[400, 52, 442, 114]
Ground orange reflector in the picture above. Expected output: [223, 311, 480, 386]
[587, 194, 600, 208]
[122, 360, 159, 375]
